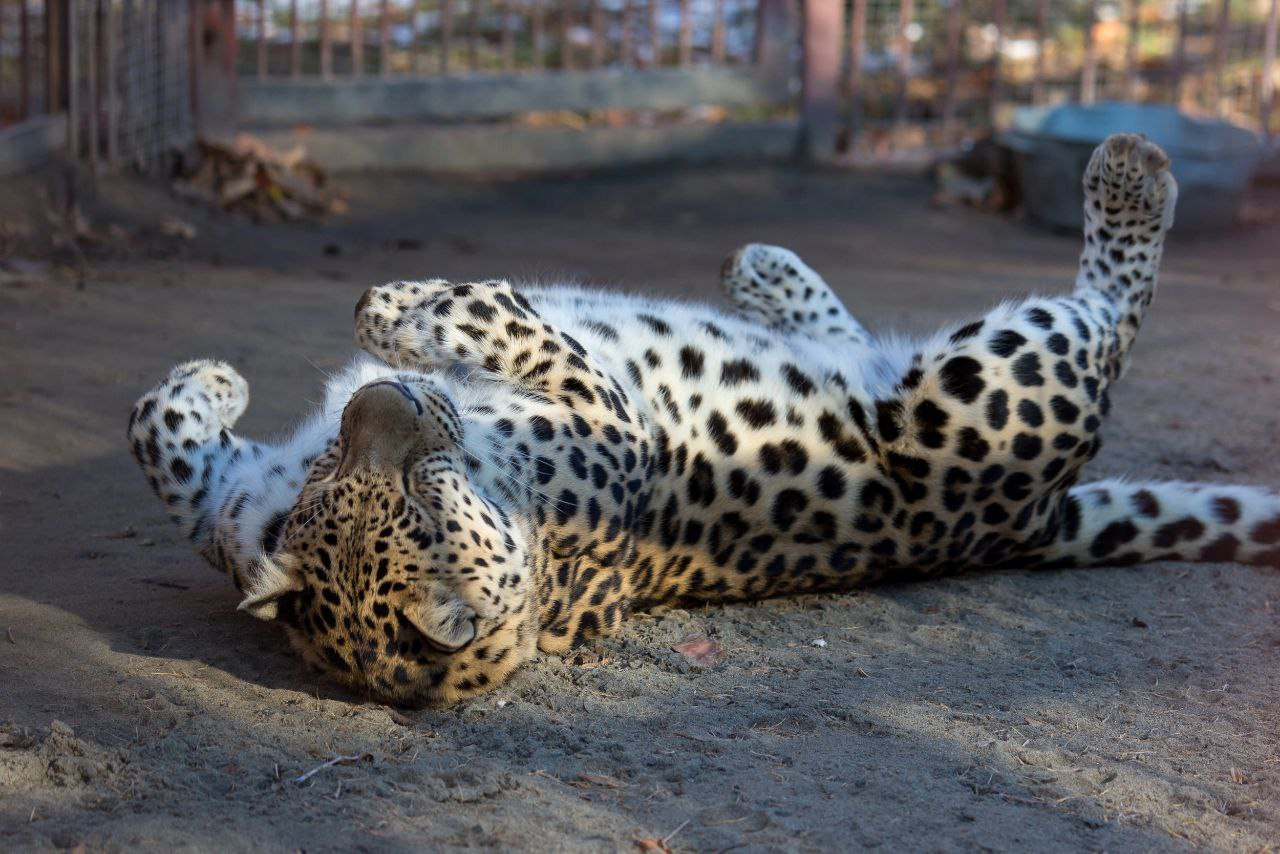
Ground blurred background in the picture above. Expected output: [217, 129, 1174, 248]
[0, 0, 1275, 175]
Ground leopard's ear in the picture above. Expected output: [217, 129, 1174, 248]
[237, 554, 304, 621]
[400, 587, 477, 652]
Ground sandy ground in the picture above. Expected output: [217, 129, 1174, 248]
[1, 163, 1279, 852]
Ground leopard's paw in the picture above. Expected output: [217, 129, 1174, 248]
[1083, 133, 1178, 234]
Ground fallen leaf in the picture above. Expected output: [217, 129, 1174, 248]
[673, 636, 725, 668]
[575, 772, 627, 789]
[1130, 616, 1148, 628]
[160, 216, 197, 240]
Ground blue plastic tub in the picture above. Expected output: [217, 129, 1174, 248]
[1003, 102, 1263, 233]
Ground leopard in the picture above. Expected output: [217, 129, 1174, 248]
[128, 134, 1280, 705]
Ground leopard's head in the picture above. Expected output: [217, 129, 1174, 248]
[239, 376, 536, 705]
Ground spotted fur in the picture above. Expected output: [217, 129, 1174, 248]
[129, 135, 1280, 704]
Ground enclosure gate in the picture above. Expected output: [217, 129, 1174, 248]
[0, 0, 192, 173]
[1, 0, 1277, 175]
[222, 0, 799, 171]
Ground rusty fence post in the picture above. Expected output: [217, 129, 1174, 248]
[1264, 0, 1277, 139]
[378, 0, 388, 74]
[350, 0, 363, 75]
[755, 0, 796, 92]
[1211, 0, 1229, 115]
[289, 0, 300, 75]
[1031, 0, 1048, 104]
[1081, 0, 1098, 104]
[987, 0, 1005, 126]
[801, 0, 841, 160]
[845, 0, 866, 149]
[1124, 0, 1140, 100]
[319, 0, 331, 77]
[1172, 0, 1187, 104]
[678, 0, 690, 66]
[941, 0, 962, 144]
[257, 0, 267, 77]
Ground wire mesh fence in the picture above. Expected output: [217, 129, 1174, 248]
[66, 0, 193, 170]
[830, 0, 1278, 155]
[0, 0, 50, 127]
[231, 0, 763, 77]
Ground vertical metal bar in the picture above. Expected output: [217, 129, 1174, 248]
[1124, 0, 1140, 99]
[801, 0, 840, 159]
[620, 0, 633, 66]
[412, 0, 425, 72]
[2, 0, 10, 117]
[987, 0, 1005, 126]
[846, 0, 866, 147]
[350, 0, 363, 74]
[1211, 0, 1229, 114]
[257, 0, 267, 77]
[755, 0, 796, 88]
[1031, 0, 1048, 104]
[46, 0, 65, 118]
[320, 0, 332, 76]
[290, 0, 300, 75]
[500, 0, 513, 69]
[648, 0, 658, 66]
[441, 0, 453, 71]
[88, 0, 98, 170]
[185, 0, 197, 138]
[68, 0, 79, 156]
[677, 0, 689, 66]
[106, 0, 118, 163]
[532, 0, 545, 69]
[1172, 0, 1188, 104]
[941, 0, 961, 141]
[379, 0, 389, 74]
[468, 0, 481, 69]
[222, 0, 237, 73]
[1264, 0, 1277, 139]
[590, 0, 602, 67]
[892, 0, 913, 147]
[20, 0, 32, 118]
[711, 0, 724, 63]
[560, 0, 572, 69]
[1081, 0, 1098, 104]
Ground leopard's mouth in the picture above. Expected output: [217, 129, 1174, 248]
[363, 379, 424, 415]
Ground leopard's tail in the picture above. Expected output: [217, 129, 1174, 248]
[1039, 479, 1280, 569]
[127, 359, 261, 544]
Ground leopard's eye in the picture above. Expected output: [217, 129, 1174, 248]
[261, 512, 289, 553]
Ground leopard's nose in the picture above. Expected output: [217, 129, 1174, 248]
[354, 287, 376, 320]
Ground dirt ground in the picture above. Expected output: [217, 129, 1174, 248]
[2, 161, 1279, 853]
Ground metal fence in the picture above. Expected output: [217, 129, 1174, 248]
[0, 0, 191, 171]
[0, 0, 51, 126]
[1, 0, 1276, 171]
[227, 0, 1278, 159]
[808, 0, 1279, 157]
[230, 0, 765, 77]
[67, 0, 193, 170]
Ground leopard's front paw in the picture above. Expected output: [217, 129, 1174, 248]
[354, 279, 451, 368]
[1083, 133, 1178, 233]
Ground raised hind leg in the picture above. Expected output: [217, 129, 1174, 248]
[720, 243, 872, 346]
[1073, 132, 1177, 381]
[889, 133, 1277, 571]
